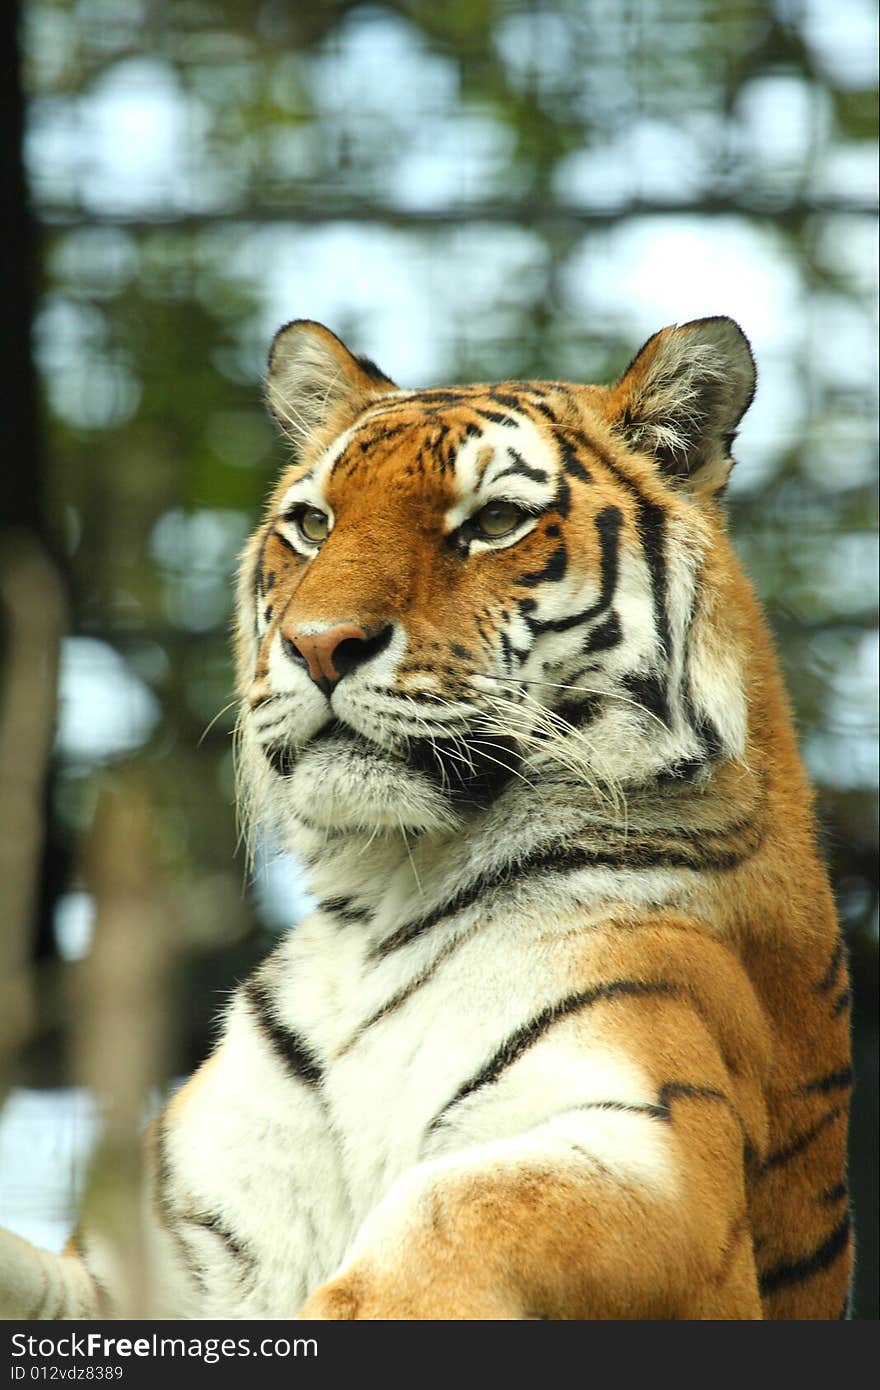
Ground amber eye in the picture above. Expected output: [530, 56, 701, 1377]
[472, 501, 526, 539]
[295, 508, 330, 544]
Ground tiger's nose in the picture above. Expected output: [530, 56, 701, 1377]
[281, 623, 391, 694]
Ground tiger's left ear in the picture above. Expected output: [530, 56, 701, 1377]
[603, 316, 756, 494]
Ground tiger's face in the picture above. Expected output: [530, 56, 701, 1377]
[236, 318, 756, 834]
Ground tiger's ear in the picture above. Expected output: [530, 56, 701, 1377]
[266, 319, 398, 446]
[603, 317, 756, 494]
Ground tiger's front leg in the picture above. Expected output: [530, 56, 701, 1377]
[299, 1126, 759, 1321]
[65, 966, 355, 1320]
[301, 921, 771, 1321]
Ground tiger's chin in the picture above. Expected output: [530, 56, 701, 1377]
[264, 717, 523, 834]
[283, 738, 460, 834]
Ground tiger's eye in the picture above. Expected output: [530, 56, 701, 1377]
[297, 508, 330, 543]
[473, 501, 525, 539]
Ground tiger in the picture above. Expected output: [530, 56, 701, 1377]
[0, 315, 852, 1320]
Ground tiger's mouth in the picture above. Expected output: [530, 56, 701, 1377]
[264, 716, 521, 810]
[402, 729, 521, 808]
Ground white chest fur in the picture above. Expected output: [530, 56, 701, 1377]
[162, 882, 670, 1319]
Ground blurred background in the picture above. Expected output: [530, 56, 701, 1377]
[0, 0, 877, 1318]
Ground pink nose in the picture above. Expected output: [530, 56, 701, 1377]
[282, 623, 372, 690]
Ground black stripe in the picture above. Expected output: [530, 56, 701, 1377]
[759, 1212, 851, 1297]
[254, 526, 272, 599]
[489, 391, 532, 411]
[406, 731, 521, 809]
[154, 1123, 207, 1291]
[554, 695, 602, 730]
[531, 399, 563, 425]
[692, 709, 725, 760]
[429, 980, 680, 1130]
[320, 895, 372, 925]
[523, 506, 622, 636]
[332, 433, 373, 479]
[338, 920, 486, 1058]
[404, 389, 470, 405]
[490, 447, 549, 485]
[474, 408, 520, 427]
[183, 1212, 253, 1268]
[816, 940, 845, 994]
[588, 504, 623, 611]
[575, 1099, 669, 1121]
[518, 544, 568, 587]
[566, 429, 672, 661]
[252, 527, 272, 642]
[654, 807, 763, 846]
[635, 493, 672, 660]
[819, 1182, 848, 1205]
[292, 810, 346, 837]
[623, 670, 671, 726]
[354, 352, 392, 386]
[759, 1106, 845, 1174]
[800, 1065, 853, 1096]
[556, 431, 593, 482]
[657, 1081, 729, 1111]
[831, 986, 851, 1017]
[263, 742, 297, 777]
[655, 754, 710, 784]
[676, 571, 726, 769]
[553, 471, 572, 517]
[582, 611, 622, 655]
[255, 712, 291, 737]
[156, 1135, 253, 1286]
[524, 603, 599, 636]
[371, 831, 760, 960]
[271, 527, 302, 558]
[370, 685, 471, 715]
[366, 421, 412, 445]
[573, 1083, 730, 1126]
[657, 1082, 752, 1152]
[244, 979, 322, 1086]
[435, 423, 459, 474]
[497, 628, 516, 671]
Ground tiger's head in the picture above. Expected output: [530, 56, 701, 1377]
[235, 317, 757, 840]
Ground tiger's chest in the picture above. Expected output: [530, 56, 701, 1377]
[281, 907, 587, 1229]
[169, 890, 666, 1318]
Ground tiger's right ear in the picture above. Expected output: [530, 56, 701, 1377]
[265, 320, 398, 446]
